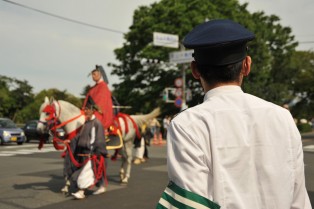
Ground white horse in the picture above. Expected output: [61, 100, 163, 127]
[37, 97, 160, 192]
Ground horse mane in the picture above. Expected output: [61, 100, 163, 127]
[57, 100, 81, 113]
[131, 107, 161, 127]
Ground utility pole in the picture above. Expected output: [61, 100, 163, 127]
[181, 64, 187, 110]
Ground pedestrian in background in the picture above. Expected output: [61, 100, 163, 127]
[162, 115, 170, 139]
[157, 19, 311, 209]
[149, 117, 161, 144]
[133, 122, 151, 164]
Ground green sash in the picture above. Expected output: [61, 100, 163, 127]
[156, 181, 220, 209]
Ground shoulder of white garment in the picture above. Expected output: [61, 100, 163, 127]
[171, 107, 190, 121]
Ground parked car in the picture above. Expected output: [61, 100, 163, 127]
[0, 118, 26, 145]
[23, 120, 65, 143]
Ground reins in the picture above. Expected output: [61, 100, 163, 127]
[41, 101, 84, 150]
[40, 100, 108, 187]
[42, 101, 84, 132]
[51, 111, 85, 131]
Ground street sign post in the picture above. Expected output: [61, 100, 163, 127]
[169, 50, 194, 111]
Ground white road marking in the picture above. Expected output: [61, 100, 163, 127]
[0, 145, 58, 157]
[303, 145, 314, 152]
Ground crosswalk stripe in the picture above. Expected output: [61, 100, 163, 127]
[0, 153, 15, 157]
[303, 145, 314, 152]
[0, 147, 58, 157]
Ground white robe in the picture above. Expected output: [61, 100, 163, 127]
[158, 86, 311, 209]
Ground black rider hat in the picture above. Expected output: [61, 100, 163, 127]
[90, 65, 109, 84]
[182, 19, 255, 66]
[85, 96, 99, 111]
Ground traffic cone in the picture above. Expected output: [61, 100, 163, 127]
[153, 133, 158, 145]
[158, 133, 164, 145]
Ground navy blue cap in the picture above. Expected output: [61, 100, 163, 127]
[183, 19, 255, 66]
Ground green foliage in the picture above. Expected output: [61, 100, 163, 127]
[1, 1, 312, 123]
[0, 75, 83, 123]
[110, 0, 298, 117]
[288, 51, 314, 119]
[17, 89, 83, 123]
[297, 123, 312, 133]
[0, 75, 34, 122]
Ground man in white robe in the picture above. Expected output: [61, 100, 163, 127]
[157, 19, 311, 209]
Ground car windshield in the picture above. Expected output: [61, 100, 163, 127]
[0, 119, 17, 128]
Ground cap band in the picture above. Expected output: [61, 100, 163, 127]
[193, 43, 247, 65]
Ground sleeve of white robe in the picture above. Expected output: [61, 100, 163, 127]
[167, 120, 212, 200]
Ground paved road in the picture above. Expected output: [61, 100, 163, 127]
[0, 132, 313, 209]
[0, 142, 168, 209]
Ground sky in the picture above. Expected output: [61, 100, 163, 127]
[1, 0, 314, 97]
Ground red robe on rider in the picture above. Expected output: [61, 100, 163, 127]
[82, 65, 114, 129]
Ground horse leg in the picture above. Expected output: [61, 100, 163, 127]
[119, 147, 126, 182]
[119, 154, 125, 182]
[121, 141, 133, 184]
[61, 177, 71, 194]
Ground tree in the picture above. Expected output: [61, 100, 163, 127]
[110, 0, 298, 117]
[16, 88, 82, 123]
[110, 0, 297, 117]
[0, 75, 34, 121]
[289, 51, 314, 119]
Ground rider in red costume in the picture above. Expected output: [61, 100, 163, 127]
[82, 65, 113, 130]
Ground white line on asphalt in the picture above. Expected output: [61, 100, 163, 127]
[0, 147, 58, 157]
[303, 145, 314, 152]
[0, 153, 15, 156]
[3, 144, 54, 149]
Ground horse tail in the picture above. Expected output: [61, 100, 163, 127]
[131, 107, 161, 128]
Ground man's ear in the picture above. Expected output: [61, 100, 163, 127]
[242, 56, 252, 76]
[191, 61, 201, 79]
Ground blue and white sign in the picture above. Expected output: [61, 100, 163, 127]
[174, 98, 182, 108]
[153, 32, 179, 48]
[169, 50, 194, 64]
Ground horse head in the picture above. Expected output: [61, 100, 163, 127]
[38, 96, 85, 140]
[37, 97, 58, 134]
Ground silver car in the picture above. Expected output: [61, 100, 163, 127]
[0, 118, 26, 145]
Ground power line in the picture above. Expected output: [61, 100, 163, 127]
[3, 0, 314, 45]
[299, 41, 314, 44]
[2, 0, 125, 34]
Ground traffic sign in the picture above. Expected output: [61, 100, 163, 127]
[174, 97, 182, 108]
[163, 87, 176, 103]
[175, 88, 183, 97]
[174, 78, 183, 87]
[169, 50, 194, 64]
[153, 32, 179, 48]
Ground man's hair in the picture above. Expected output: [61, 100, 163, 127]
[196, 60, 243, 86]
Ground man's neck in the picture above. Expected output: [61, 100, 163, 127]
[96, 78, 104, 84]
[86, 114, 96, 121]
[204, 81, 240, 92]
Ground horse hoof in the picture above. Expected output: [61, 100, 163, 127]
[61, 186, 69, 194]
[119, 172, 125, 182]
[121, 177, 128, 184]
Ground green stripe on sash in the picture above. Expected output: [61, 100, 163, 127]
[156, 202, 168, 209]
[161, 191, 195, 209]
[157, 181, 220, 209]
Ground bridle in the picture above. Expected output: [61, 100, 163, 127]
[40, 101, 60, 131]
[40, 100, 84, 150]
